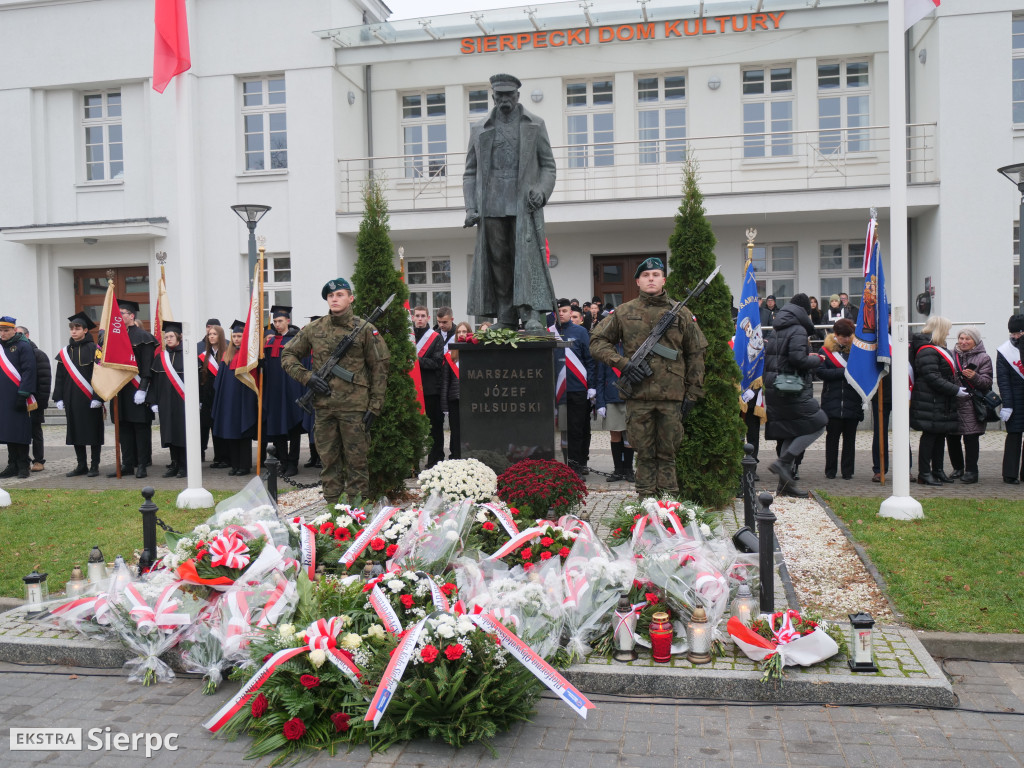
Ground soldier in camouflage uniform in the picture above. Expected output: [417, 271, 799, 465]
[281, 278, 389, 504]
[590, 258, 707, 497]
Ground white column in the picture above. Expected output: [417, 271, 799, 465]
[175, 64, 214, 510]
[880, 0, 923, 521]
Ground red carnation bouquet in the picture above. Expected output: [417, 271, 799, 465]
[497, 459, 587, 520]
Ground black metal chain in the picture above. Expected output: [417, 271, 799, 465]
[566, 458, 633, 482]
[154, 516, 183, 535]
[267, 469, 322, 491]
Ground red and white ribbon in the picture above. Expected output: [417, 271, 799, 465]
[58, 346, 94, 399]
[209, 534, 251, 570]
[298, 519, 316, 580]
[199, 352, 219, 377]
[161, 348, 185, 400]
[0, 345, 38, 410]
[364, 615, 429, 728]
[479, 502, 519, 537]
[122, 584, 192, 634]
[204, 617, 361, 733]
[339, 506, 400, 567]
[368, 585, 403, 634]
[415, 329, 440, 358]
[444, 351, 459, 379]
[485, 527, 546, 560]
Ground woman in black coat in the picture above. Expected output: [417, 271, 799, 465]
[53, 312, 105, 476]
[763, 293, 828, 497]
[996, 314, 1024, 484]
[440, 321, 471, 460]
[816, 318, 863, 479]
[149, 323, 187, 478]
[909, 316, 962, 486]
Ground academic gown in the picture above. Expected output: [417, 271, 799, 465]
[53, 337, 104, 446]
[212, 350, 258, 441]
[262, 327, 304, 436]
[149, 345, 187, 448]
[110, 324, 156, 425]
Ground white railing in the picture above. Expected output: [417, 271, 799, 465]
[337, 123, 937, 214]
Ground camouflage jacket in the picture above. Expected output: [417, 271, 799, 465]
[590, 290, 707, 402]
[281, 308, 390, 414]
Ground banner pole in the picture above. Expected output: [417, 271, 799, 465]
[878, 377, 886, 486]
[113, 396, 122, 479]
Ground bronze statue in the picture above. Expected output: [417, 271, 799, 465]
[464, 74, 557, 330]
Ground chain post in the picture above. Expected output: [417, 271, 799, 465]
[138, 486, 158, 573]
[265, 445, 280, 504]
[756, 491, 777, 615]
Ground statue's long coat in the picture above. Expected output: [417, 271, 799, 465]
[463, 106, 557, 317]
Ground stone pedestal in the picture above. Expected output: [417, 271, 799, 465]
[452, 341, 562, 472]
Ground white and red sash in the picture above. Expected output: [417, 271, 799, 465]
[998, 340, 1024, 382]
[129, 374, 142, 389]
[820, 346, 847, 369]
[161, 348, 185, 400]
[444, 351, 459, 379]
[0, 344, 38, 410]
[919, 345, 956, 375]
[58, 346, 94, 399]
[548, 325, 587, 388]
[199, 352, 219, 378]
[415, 329, 440, 358]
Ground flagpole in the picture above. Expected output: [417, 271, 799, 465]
[879, 0, 923, 520]
[113, 397, 122, 479]
[255, 243, 265, 477]
[172, 8, 214, 510]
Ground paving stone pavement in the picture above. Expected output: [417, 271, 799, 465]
[0, 659, 1021, 767]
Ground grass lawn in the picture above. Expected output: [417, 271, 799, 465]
[824, 495, 1024, 634]
[1, 489, 234, 599]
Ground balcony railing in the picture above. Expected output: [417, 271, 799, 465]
[337, 123, 937, 214]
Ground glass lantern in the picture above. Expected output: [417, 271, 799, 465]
[612, 594, 638, 662]
[22, 569, 49, 618]
[685, 605, 712, 665]
[731, 583, 758, 627]
[848, 612, 878, 672]
[87, 545, 107, 584]
[65, 565, 89, 598]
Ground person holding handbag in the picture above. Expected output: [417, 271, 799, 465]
[909, 316, 962, 486]
[763, 293, 827, 498]
[947, 327, 993, 484]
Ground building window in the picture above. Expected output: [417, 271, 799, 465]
[819, 241, 865, 307]
[1014, 18, 1024, 124]
[637, 74, 686, 164]
[407, 258, 451, 316]
[402, 91, 447, 179]
[565, 79, 614, 168]
[742, 66, 793, 158]
[468, 88, 490, 122]
[83, 90, 123, 181]
[748, 243, 797, 306]
[242, 76, 287, 171]
[817, 60, 870, 155]
[261, 254, 292, 311]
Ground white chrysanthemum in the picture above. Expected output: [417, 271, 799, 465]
[278, 623, 295, 639]
[387, 579, 405, 593]
[403, 572, 418, 582]
[456, 619, 474, 635]
[308, 649, 326, 668]
[476, 511, 488, 523]
[435, 624, 455, 639]
[699, 523, 712, 537]
[367, 624, 386, 639]
[445, 530, 460, 542]
[340, 633, 361, 650]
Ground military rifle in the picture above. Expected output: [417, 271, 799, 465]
[296, 293, 396, 415]
[616, 266, 720, 399]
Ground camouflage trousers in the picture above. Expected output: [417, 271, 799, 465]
[625, 399, 683, 497]
[315, 409, 368, 504]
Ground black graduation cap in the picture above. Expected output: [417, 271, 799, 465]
[162, 321, 183, 334]
[67, 311, 97, 331]
[270, 305, 292, 319]
[119, 299, 141, 314]
[230, 319, 246, 333]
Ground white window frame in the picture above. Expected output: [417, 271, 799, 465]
[1014, 17, 1024, 125]
[261, 253, 293, 312]
[82, 90, 124, 182]
[817, 59, 871, 156]
[241, 75, 287, 172]
[818, 240, 865, 307]
[565, 78, 615, 169]
[741, 65, 794, 159]
[467, 86, 490, 127]
[401, 90, 447, 179]
[406, 257, 452, 318]
[748, 242, 797, 307]
[636, 73, 687, 165]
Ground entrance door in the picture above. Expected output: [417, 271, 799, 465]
[592, 254, 666, 308]
[74, 267, 151, 337]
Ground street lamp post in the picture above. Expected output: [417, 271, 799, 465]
[997, 164, 1024, 316]
[231, 204, 271, 287]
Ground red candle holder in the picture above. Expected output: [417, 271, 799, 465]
[648, 611, 673, 663]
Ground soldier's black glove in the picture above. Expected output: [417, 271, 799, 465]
[307, 374, 331, 395]
[621, 359, 653, 384]
[362, 411, 376, 433]
[680, 398, 697, 422]
[14, 395, 29, 413]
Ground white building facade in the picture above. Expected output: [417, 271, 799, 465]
[0, 0, 1020, 358]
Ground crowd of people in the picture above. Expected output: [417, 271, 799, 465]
[751, 292, 1024, 497]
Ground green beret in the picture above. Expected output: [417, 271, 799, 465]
[322, 277, 352, 299]
[634, 257, 665, 279]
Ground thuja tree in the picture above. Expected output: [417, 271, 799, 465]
[666, 156, 745, 509]
[352, 173, 430, 498]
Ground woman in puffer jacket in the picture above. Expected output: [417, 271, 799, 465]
[816, 318, 864, 480]
[909, 315, 963, 486]
[946, 326, 992, 484]
[763, 293, 828, 497]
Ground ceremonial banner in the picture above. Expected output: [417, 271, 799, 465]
[153, 0, 191, 94]
[234, 260, 262, 394]
[92, 281, 139, 401]
[905, 0, 940, 30]
[733, 254, 765, 418]
[846, 218, 891, 401]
